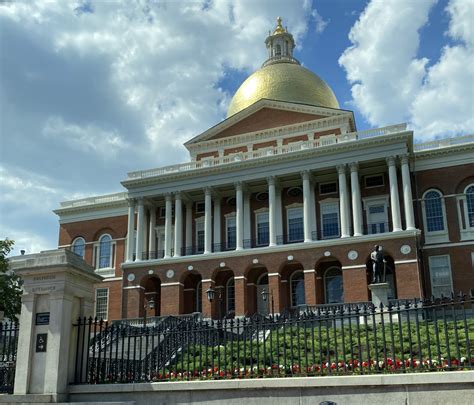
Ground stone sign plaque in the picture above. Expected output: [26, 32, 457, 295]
[35, 333, 47, 352]
[35, 312, 50, 325]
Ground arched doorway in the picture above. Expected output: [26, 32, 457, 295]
[142, 276, 161, 317]
[182, 272, 202, 314]
[214, 268, 235, 318]
[246, 265, 268, 316]
[324, 267, 344, 304]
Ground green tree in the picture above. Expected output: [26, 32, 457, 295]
[0, 239, 22, 320]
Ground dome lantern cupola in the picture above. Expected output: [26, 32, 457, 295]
[226, 17, 340, 117]
[263, 17, 299, 67]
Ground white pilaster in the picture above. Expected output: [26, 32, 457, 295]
[136, 198, 145, 261]
[387, 156, 402, 232]
[164, 194, 173, 258]
[204, 187, 212, 254]
[235, 182, 244, 250]
[243, 191, 251, 247]
[302, 170, 312, 242]
[126, 198, 135, 262]
[349, 162, 363, 236]
[401, 155, 416, 230]
[148, 206, 156, 254]
[275, 186, 283, 242]
[185, 201, 193, 254]
[174, 193, 183, 257]
[310, 180, 317, 240]
[337, 165, 350, 238]
[213, 195, 221, 251]
[268, 176, 277, 246]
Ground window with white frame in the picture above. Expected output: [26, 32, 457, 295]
[458, 184, 474, 240]
[195, 219, 205, 253]
[225, 215, 236, 250]
[422, 189, 449, 243]
[466, 185, 474, 227]
[290, 271, 305, 307]
[364, 196, 389, 234]
[364, 174, 384, 188]
[428, 255, 453, 298]
[97, 234, 113, 269]
[319, 182, 337, 195]
[287, 206, 304, 242]
[255, 211, 269, 246]
[226, 278, 235, 313]
[95, 288, 109, 320]
[320, 201, 340, 239]
[72, 237, 85, 258]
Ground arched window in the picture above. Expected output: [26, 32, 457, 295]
[466, 185, 474, 227]
[424, 190, 445, 232]
[324, 267, 343, 304]
[196, 281, 202, 313]
[98, 234, 112, 269]
[275, 44, 282, 56]
[290, 271, 305, 307]
[72, 237, 85, 258]
[226, 278, 235, 313]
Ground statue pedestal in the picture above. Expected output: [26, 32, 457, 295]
[368, 282, 390, 307]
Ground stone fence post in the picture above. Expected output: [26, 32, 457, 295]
[8, 249, 102, 402]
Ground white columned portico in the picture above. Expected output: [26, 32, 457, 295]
[302, 170, 312, 242]
[135, 198, 145, 260]
[148, 206, 156, 255]
[243, 191, 251, 248]
[213, 195, 221, 251]
[349, 162, 363, 236]
[387, 156, 402, 232]
[174, 193, 183, 257]
[268, 176, 277, 246]
[400, 155, 416, 230]
[337, 165, 350, 238]
[126, 198, 135, 262]
[164, 194, 173, 258]
[235, 182, 244, 250]
[204, 187, 212, 254]
[185, 201, 193, 254]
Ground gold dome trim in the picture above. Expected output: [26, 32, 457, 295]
[227, 63, 339, 118]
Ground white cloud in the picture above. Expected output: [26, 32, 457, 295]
[312, 9, 329, 34]
[339, 0, 474, 140]
[2, 227, 52, 257]
[42, 116, 129, 157]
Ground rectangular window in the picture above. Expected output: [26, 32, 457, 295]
[319, 182, 337, 195]
[95, 288, 109, 320]
[196, 220, 205, 253]
[429, 255, 453, 298]
[256, 211, 269, 246]
[365, 174, 384, 188]
[195, 201, 205, 214]
[368, 205, 387, 234]
[159, 206, 175, 218]
[226, 216, 236, 250]
[287, 207, 304, 242]
[321, 203, 339, 239]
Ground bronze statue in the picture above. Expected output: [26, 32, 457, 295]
[371, 245, 385, 283]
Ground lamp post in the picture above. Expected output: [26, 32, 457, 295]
[261, 288, 274, 318]
[143, 295, 156, 327]
[206, 286, 222, 320]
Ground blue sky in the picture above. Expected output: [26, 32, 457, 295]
[0, 0, 473, 255]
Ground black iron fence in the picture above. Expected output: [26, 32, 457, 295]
[73, 293, 473, 384]
[0, 321, 19, 394]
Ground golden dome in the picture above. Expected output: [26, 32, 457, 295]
[227, 62, 340, 117]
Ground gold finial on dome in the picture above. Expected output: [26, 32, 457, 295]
[273, 16, 285, 34]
